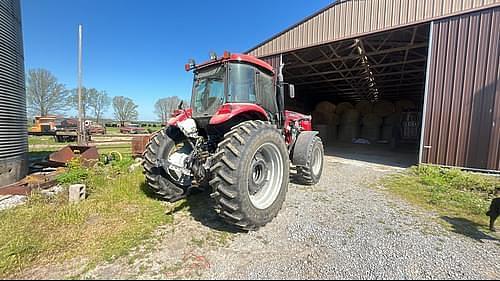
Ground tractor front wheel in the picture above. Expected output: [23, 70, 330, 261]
[296, 136, 324, 185]
[210, 120, 289, 230]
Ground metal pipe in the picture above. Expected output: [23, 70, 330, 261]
[77, 24, 86, 145]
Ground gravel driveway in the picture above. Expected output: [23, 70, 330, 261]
[45, 154, 499, 279]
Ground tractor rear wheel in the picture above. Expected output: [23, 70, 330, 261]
[142, 127, 192, 202]
[296, 136, 324, 185]
[210, 120, 289, 230]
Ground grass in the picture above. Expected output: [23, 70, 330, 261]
[96, 144, 132, 157]
[28, 134, 133, 156]
[28, 136, 61, 145]
[104, 127, 120, 134]
[380, 165, 499, 229]
[0, 157, 171, 278]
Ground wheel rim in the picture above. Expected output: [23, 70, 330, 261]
[248, 143, 284, 210]
[311, 145, 322, 176]
[165, 140, 192, 186]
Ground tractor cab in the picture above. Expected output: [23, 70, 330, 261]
[186, 52, 284, 128]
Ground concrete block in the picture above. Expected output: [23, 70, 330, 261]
[69, 184, 86, 203]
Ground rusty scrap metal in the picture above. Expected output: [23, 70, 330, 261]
[0, 183, 31, 196]
[0, 168, 64, 196]
[49, 145, 99, 167]
[132, 135, 152, 157]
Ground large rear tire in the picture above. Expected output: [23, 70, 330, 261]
[142, 127, 192, 202]
[210, 120, 289, 230]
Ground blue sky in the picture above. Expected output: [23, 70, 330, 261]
[22, 0, 333, 121]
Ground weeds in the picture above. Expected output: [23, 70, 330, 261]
[56, 158, 90, 185]
[0, 157, 170, 278]
[381, 165, 500, 228]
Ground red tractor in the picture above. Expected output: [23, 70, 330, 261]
[143, 52, 324, 230]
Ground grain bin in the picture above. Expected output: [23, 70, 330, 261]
[0, 0, 28, 187]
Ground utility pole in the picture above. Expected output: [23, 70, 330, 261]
[77, 24, 86, 144]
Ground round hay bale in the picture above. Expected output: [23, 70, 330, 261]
[381, 125, 394, 141]
[395, 99, 417, 112]
[362, 113, 383, 127]
[314, 124, 329, 146]
[336, 102, 354, 116]
[383, 113, 401, 126]
[340, 109, 360, 125]
[361, 126, 381, 142]
[312, 110, 329, 125]
[315, 101, 336, 114]
[328, 125, 338, 143]
[312, 110, 339, 126]
[355, 100, 373, 116]
[338, 124, 359, 142]
[373, 100, 395, 117]
[331, 113, 340, 126]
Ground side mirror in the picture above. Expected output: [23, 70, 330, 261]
[178, 100, 184, 110]
[289, 84, 295, 99]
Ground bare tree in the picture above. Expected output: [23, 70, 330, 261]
[88, 90, 110, 124]
[113, 96, 138, 126]
[70, 87, 91, 120]
[26, 69, 70, 116]
[154, 96, 181, 124]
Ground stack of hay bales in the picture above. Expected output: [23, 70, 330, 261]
[315, 101, 336, 114]
[373, 100, 395, 117]
[381, 113, 401, 141]
[395, 99, 417, 113]
[312, 101, 338, 145]
[336, 102, 354, 116]
[380, 100, 417, 142]
[338, 104, 360, 142]
[361, 113, 383, 142]
[311, 99, 417, 144]
[355, 100, 373, 116]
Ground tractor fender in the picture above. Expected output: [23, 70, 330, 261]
[209, 103, 268, 125]
[167, 109, 193, 126]
[292, 131, 319, 166]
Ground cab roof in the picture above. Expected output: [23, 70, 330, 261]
[193, 53, 274, 74]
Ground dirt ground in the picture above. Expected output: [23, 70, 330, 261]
[19, 150, 500, 280]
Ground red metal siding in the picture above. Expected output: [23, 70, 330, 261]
[422, 7, 500, 171]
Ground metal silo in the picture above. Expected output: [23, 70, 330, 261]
[0, 0, 28, 187]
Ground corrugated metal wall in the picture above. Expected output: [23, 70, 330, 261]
[248, 0, 500, 58]
[261, 55, 281, 73]
[421, 7, 500, 171]
[0, 0, 28, 186]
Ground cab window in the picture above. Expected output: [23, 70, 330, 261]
[228, 63, 256, 103]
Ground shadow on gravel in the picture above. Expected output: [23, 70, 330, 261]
[184, 191, 245, 233]
[323, 142, 417, 168]
[441, 216, 499, 242]
[140, 182, 244, 234]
